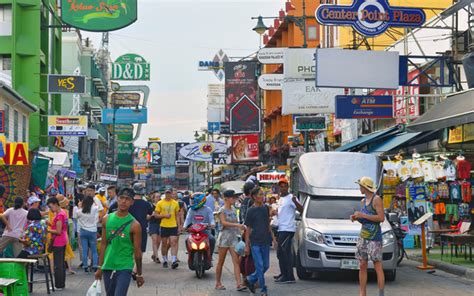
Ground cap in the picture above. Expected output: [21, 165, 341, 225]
[132, 183, 146, 195]
[118, 188, 135, 199]
[165, 188, 172, 193]
[27, 196, 41, 205]
[278, 177, 289, 185]
[223, 189, 237, 198]
[355, 176, 377, 193]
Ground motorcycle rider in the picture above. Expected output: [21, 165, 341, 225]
[184, 193, 216, 257]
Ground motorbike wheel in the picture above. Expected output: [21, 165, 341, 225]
[194, 252, 204, 279]
[397, 243, 404, 266]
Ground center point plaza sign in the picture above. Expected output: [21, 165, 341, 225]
[315, 0, 426, 37]
[61, 0, 138, 32]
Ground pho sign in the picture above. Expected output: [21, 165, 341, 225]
[112, 54, 150, 81]
[315, 0, 426, 37]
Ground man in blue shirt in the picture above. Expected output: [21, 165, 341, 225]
[184, 193, 216, 257]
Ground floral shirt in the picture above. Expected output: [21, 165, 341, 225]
[23, 221, 47, 255]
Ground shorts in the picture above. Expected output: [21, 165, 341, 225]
[160, 227, 178, 238]
[356, 238, 382, 262]
[434, 202, 446, 215]
[148, 223, 160, 235]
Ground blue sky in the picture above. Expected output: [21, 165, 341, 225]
[84, 0, 283, 146]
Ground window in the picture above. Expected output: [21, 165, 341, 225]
[22, 115, 26, 142]
[1, 56, 11, 71]
[307, 25, 318, 41]
[13, 110, 18, 142]
[3, 103, 9, 138]
[0, 5, 12, 36]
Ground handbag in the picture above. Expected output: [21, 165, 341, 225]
[239, 253, 255, 276]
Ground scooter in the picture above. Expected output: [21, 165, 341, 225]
[186, 224, 212, 278]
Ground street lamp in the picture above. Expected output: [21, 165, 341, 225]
[253, 15, 269, 48]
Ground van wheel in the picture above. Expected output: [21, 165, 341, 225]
[296, 252, 312, 280]
[385, 269, 396, 282]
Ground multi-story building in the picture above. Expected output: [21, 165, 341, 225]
[0, 0, 62, 150]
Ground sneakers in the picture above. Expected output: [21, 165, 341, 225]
[171, 261, 179, 269]
[273, 274, 282, 280]
[274, 278, 296, 284]
[246, 280, 256, 294]
[163, 262, 168, 268]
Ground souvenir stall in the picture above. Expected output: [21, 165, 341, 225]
[383, 152, 473, 248]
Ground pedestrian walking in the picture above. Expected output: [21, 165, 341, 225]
[0, 197, 28, 257]
[46, 197, 69, 290]
[149, 192, 162, 263]
[154, 188, 182, 269]
[274, 177, 303, 284]
[95, 187, 144, 296]
[244, 187, 277, 296]
[239, 182, 256, 223]
[18, 208, 47, 258]
[215, 190, 247, 291]
[107, 186, 118, 214]
[351, 177, 385, 296]
[73, 196, 99, 272]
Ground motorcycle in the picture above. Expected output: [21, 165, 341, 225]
[186, 224, 212, 278]
[386, 211, 408, 265]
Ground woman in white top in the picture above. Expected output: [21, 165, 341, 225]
[73, 196, 99, 272]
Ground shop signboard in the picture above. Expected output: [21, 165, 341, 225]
[257, 171, 287, 184]
[208, 84, 225, 123]
[335, 95, 393, 119]
[100, 173, 118, 182]
[48, 75, 86, 94]
[148, 139, 162, 166]
[198, 50, 229, 81]
[179, 142, 228, 163]
[257, 48, 285, 64]
[0, 110, 4, 133]
[60, 0, 138, 32]
[230, 95, 261, 133]
[295, 116, 326, 132]
[212, 152, 230, 165]
[102, 108, 147, 124]
[231, 134, 259, 163]
[258, 74, 283, 90]
[117, 129, 134, 180]
[315, 0, 426, 37]
[464, 123, 474, 142]
[315, 48, 399, 89]
[0, 138, 29, 166]
[289, 146, 305, 157]
[284, 48, 316, 79]
[175, 142, 189, 161]
[114, 124, 133, 135]
[224, 61, 258, 124]
[112, 92, 141, 107]
[282, 79, 340, 115]
[48, 116, 88, 136]
[112, 54, 150, 81]
[448, 126, 464, 144]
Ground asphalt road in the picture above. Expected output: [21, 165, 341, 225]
[31, 239, 474, 296]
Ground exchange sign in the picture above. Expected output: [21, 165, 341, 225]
[60, 0, 138, 32]
[112, 54, 150, 81]
[315, 0, 426, 37]
[335, 95, 393, 119]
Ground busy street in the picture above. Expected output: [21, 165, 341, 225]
[0, 0, 474, 296]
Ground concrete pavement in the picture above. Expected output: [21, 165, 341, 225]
[31, 239, 474, 296]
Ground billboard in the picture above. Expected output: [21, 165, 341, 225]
[48, 116, 88, 136]
[148, 139, 162, 166]
[48, 75, 86, 94]
[102, 108, 147, 124]
[282, 80, 341, 115]
[257, 48, 285, 64]
[60, 0, 138, 32]
[231, 134, 259, 163]
[295, 116, 326, 132]
[284, 48, 316, 79]
[179, 142, 228, 163]
[112, 54, 150, 81]
[258, 74, 283, 90]
[224, 61, 258, 124]
[112, 93, 141, 107]
[335, 96, 393, 119]
[230, 95, 261, 133]
[315, 0, 426, 37]
[198, 50, 229, 81]
[315, 49, 399, 89]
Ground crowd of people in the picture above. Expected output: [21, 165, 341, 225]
[0, 175, 386, 296]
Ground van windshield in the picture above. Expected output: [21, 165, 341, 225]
[306, 197, 362, 220]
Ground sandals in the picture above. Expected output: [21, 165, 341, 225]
[215, 285, 226, 290]
[151, 255, 161, 264]
[237, 285, 247, 292]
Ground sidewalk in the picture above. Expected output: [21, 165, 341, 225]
[407, 248, 474, 280]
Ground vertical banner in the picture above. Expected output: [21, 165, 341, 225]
[117, 125, 134, 180]
[231, 134, 259, 163]
[148, 139, 162, 166]
[224, 61, 258, 124]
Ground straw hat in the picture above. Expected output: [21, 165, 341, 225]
[355, 176, 377, 193]
[56, 194, 69, 208]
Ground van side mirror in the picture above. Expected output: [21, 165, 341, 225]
[295, 212, 301, 221]
[388, 213, 398, 223]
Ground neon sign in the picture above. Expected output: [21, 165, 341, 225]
[315, 0, 426, 37]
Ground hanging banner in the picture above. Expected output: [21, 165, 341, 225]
[112, 54, 150, 81]
[335, 95, 393, 119]
[224, 61, 258, 124]
[448, 126, 464, 144]
[284, 48, 316, 79]
[315, 0, 426, 37]
[179, 142, 228, 163]
[48, 116, 88, 136]
[60, 0, 138, 32]
[257, 48, 285, 64]
[258, 74, 283, 90]
[231, 134, 259, 163]
[0, 142, 29, 166]
[48, 75, 86, 94]
[282, 79, 341, 115]
[148, 139, 162, 166]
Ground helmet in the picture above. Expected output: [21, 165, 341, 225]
[132, 183, 146, 195]
[190, 193, 206, 211]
